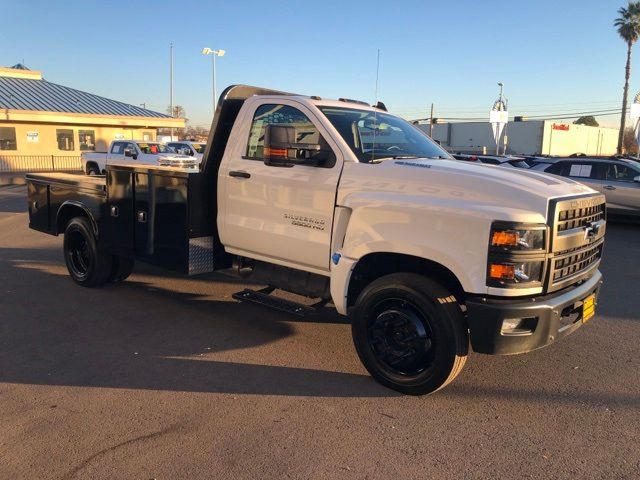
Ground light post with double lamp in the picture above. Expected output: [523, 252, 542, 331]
[201, 48, 226, 117]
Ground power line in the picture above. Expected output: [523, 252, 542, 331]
[409, 107, 628, 123]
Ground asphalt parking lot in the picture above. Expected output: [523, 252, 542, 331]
[0, 184, 639, 480]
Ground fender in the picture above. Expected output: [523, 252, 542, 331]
[56, 200, 99, 237]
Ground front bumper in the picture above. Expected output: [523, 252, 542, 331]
[466, 270, 603, 355]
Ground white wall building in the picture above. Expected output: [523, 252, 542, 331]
[416, 120, 618, 156]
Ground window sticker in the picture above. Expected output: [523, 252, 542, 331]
[569, 164, 591, 177]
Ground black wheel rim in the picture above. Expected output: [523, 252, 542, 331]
[367, 298, 435, 376]
[66, 230, 91, 278]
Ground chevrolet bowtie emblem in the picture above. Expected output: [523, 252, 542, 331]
[584, 222, 600, 240]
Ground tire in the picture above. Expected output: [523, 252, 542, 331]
[86, 163, 100, 176]
[350, 273, 468, 395]
[63, 217, 113, 287]
[109, 256, 134, 283]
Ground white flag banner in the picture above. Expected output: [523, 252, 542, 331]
[491, 121, 506, 147]
[490, 110, 508, 149]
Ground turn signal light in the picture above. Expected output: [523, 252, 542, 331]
[491, 231, 519, 247]
[489, 263, 515, 280]
[264, 147, 288, 158]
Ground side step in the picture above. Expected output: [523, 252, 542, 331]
[232, 287, 326, 317]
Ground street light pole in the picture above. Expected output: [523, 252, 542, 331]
[201, 48, 226, 118]
[497, 82, 504, 155]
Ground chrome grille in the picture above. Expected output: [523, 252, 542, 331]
[552, 241, 603, 284]
[548, 194, 606, 292]
[557, 204, 605, 232]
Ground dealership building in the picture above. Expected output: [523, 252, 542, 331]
[416, 119, 618, 156]
[0, 64, 184, 170]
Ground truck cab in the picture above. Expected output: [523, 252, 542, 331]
[26, 85, 606, 395]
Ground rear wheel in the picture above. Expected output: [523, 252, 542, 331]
[63, 217, 112, 287]
[109, 256, 134, 283]
[350, 273, 468, 395]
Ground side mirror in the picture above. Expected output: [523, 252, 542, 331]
[633, 175, 640, 183]
[124, 148, 137, 160]
[263, 124, 331, 167]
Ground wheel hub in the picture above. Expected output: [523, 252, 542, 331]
[368, 303, 434, 376]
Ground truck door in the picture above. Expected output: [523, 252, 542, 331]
[601, 162, 640, 214]
[107, 141, 127, 166]
[222, 101, 342, 272]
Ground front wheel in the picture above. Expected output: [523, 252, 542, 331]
[350, 273, 468, 395]
[63, 217, 113, 287]
[86, 163, 100, 175]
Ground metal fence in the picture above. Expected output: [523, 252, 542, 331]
[0, 155, 83, 173]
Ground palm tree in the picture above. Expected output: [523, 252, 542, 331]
[615, 2, 640, 153]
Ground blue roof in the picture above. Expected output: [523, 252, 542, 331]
[0, 75, 170, 118]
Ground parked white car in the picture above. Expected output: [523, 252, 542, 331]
[167, 141, 206, 163]
[82, 141, 197, 175]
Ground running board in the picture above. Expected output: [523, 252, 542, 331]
[232, 287, 326, 317]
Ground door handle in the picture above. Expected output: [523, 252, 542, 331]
[603, 185, 616, 190]
[229, 170, 251, 179]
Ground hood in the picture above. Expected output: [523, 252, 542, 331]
[337, 159, 597, 222]
[157, 153, 199, 168]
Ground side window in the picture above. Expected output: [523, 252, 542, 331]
[246, 104, 332, 166]
[0, 127, 17, 150]
[79, 130, 95, 151]
[605, 163, 638, 182]
[481, 158, 501, 165]
[545, 162, 566, 175]
[111, 142, 124, 154]
[56, 129, 74, 151]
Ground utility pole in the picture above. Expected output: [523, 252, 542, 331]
[170, 42, 174, 140]
[429, 103, 434, 137]
[374, 48, 380, 106]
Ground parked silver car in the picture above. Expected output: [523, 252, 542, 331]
[544, 158, 640, 217]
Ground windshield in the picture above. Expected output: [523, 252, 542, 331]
[136, 143, 172, 154]
[319, 107, 451, 162]
[192, 143, 206, 154]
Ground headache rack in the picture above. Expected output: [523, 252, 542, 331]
[547, 194, 607, 292]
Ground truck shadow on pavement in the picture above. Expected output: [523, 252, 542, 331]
[0, 248, 395, 398]
[1, 244, 639, 406]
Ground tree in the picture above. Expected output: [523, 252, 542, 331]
[166, 105, 186, 120]
[574, 116, 599, 127]
[614, 2, 640, 153]
[623, 126, 639, 153]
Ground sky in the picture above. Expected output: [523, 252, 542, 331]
[0, 0, 632, 129]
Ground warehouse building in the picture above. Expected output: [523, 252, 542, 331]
[416, 119, 618, 156]
[0, 64, 184, 170]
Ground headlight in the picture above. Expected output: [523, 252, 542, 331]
[487, 222, 548, 288]
[490, 223, 546, 251]
[488, 261, 544, 285]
